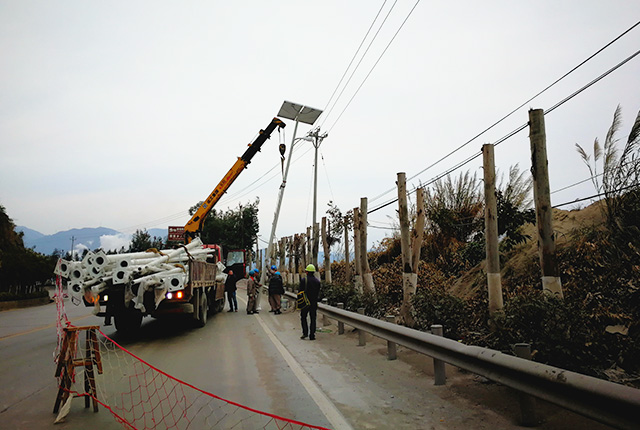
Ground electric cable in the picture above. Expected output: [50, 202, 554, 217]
[553, 183, 639, 208]
[318, 0, 390, 128]
[325, 0, 422, 134]
[369, 20, 640, 203]
[320, 0, 400, 129]
[546, 48, 640, 115]
[367, 46, 640, 215]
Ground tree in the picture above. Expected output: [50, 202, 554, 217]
[325, 201, 349, 253]
[424, 171, 483, 243]
[193, 198, 260, 261]
[0, 205, 57, 292]
[496, 164, 535, 251]
[129, 229, 164, 253]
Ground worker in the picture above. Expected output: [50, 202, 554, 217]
[225, 270, 238, 312]
[267, 264, 277, 280]
[268, 270, 284, 314]
[299, 264, 321, 340]
[246, 269, 261, 314]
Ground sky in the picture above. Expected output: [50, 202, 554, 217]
[1, 1, 640, 254]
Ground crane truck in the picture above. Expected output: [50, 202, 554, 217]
[61, 117, 286, 332]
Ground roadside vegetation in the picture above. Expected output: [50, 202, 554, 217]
[320, 106, 640, 386]
[0, 205, 54, 301]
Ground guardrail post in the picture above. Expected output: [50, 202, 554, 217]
[322, 298, 330, 326]
[386, 315, 397, 360]
[431, 325, 446, 385]
[515, 343, 538, 426]
[337, 303, 345, 335]
[357, 307, 366, 346]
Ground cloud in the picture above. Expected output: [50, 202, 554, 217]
[74, 243, 89, 259]
[100, 233, 131, 252]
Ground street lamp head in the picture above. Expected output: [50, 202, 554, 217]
[295, 136, 314, 143]
[278, 100, 323, 125]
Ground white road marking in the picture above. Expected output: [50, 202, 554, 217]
[237, 295, 353, 430]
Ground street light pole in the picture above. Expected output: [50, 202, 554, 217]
[261, 124, 308, 284]
[261, 101, 323, 286]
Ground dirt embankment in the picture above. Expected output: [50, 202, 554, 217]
[450, 202, 605, 299]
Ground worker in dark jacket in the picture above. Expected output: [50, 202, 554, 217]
[299, 264, 321, 340]
[268, 271, 285, 314]
[224, 270, 238, 312]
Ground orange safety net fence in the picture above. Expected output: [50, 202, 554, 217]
[53, 271, 330, 430]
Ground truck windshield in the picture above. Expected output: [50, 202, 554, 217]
[226, 251, 244, 265]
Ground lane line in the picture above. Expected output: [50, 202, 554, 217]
[238, 294, 353, 430]
[0, 314, 93, 341]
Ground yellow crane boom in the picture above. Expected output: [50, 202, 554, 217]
[184, 117, 286, 242]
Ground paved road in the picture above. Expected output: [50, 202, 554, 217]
[0, 285, 613, 430]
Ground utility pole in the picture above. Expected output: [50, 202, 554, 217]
[70, 236, 76, 260]
[309, 127, 328, 269]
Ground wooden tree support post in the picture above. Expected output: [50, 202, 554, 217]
[529, 109, 563, 298]
[353, 208, 363, 292]
[53, 326, 103, 414]
[482, 144, 504, 314]
[321, 217, 332, 284]
[397, 173, 417, 327]
[312, 222, 320, 274]
[343, 216, 352, 284]
[306, 226, 313, 271]
[360, 198, 375, 294]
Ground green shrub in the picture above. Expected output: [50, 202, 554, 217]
[0, 289, 49, 302]
[412, 284, 470, 340]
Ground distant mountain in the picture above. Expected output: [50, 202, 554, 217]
[16, 226, 168, 256]
[17, 226, 45, 244]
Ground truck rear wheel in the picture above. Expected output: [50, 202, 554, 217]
[195, 291, 207, 327]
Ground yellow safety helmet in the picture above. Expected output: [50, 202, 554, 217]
[305, 264, 316, 272]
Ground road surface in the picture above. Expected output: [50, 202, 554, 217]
[0, 284, 613, 429]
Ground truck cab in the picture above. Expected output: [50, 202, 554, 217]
[225, 249, 246, 278]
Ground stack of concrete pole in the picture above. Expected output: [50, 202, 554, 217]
[54, 238, 224, 313]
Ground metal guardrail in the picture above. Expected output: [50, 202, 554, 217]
[284, 291, 640, 430]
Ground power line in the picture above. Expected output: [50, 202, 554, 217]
[552, 175, 600, 195]
[320, 0, 400, 128]
[326, 0, 422, 133]
[367, 45, 640, 215]
[319, 0, 390, 128]
[369, 19, 640, 204]
[546, 48, 640, 115]
[320, 150, 336, 203]
[553, 183, 638, 208]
